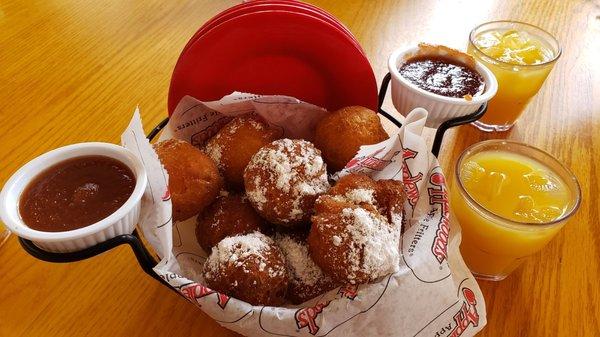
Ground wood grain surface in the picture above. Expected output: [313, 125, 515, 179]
[0, 0, 598, 336]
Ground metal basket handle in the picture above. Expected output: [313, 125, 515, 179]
[377, 72, 487, 157]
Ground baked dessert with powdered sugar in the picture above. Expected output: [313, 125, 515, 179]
[161, 107, 407, 305]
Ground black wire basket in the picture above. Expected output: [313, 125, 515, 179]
[18, 72, 487, 296]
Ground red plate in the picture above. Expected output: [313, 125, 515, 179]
[169, 10, 377, 114]
[181, 1, 363, 55]
[181, 1, 363, 56]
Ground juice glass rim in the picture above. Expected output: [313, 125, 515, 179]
[454, 139, 581, 230]
[468, 20, 562, 69]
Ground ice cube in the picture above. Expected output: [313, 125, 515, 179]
[461, 160, 486, 184]
[481, 45, 505, 59]
[513, 195, 538, 221]
[465, 167, 507, 201]
[513, 195, 563, 222]
[515, 45, 545, 64]
[484, 171, 507, 200]
[476, 32, 501, 49]
[537, 206, 563, 222]
[524, 170, 559, 193]
[501, 30, 528, 50]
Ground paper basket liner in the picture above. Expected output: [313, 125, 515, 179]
[121, 93, 486, 337]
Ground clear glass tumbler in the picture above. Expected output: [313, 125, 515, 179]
[451, 140, 580, 281]
[467, 21, 561, 132]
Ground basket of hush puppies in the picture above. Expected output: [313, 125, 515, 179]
[120, 91, 487, 337]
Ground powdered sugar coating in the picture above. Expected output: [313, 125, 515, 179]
[204, 232, 284, 278]
[344, 188, 376, 204]
[340, 207, 399, 281]
[275, 234, 336, 304]
[308, 174, 405, 285]
[203, 232, 289, 306]
[244, 139, 330, 226]
[309, 205, 400, 284]
[248, 176, 268, 205]
[328, 174, 405, 227]
[276, 234, 326, 287]
[205, 141, 223, 168]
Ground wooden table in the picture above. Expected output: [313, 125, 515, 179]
[0, 0, 598, 336]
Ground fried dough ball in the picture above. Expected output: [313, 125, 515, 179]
[272, 223, 311, 243]
[327, 174, 405, 224]
[374, 179, 406, 224]
[205, 116, 280, 189]
[314, 106, 388, 172]
[195, 194, 269, 252]
[275, 234, 337, 304]
[154, 139, 223, 221]
[308, 174, 404, 284]
[244, 139, 330, 227]
[327, 173, 378, 202]
[203, 232, 289, 306]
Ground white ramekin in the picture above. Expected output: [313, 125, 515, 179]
[0, 142, 147, 253]
[388, 45, 498, 128]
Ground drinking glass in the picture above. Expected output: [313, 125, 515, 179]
[451, 140, 580, 281]
[467, 21, 561, 132]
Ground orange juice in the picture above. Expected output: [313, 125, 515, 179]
[452, 141, 580, 280]
[467, 21, 560, 132]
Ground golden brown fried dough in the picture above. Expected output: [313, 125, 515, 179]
[195, 194, 269, 253]
[244, 139, 330, 227]
[375, 179, 406, 224]
[327, 174, 406, 224]
[314, 106, 388, 172]
[203, 232, 289, 306]
[205, 116, 280, 189]
[154, 139, 223, 221]
[308, 174, 404, 284]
